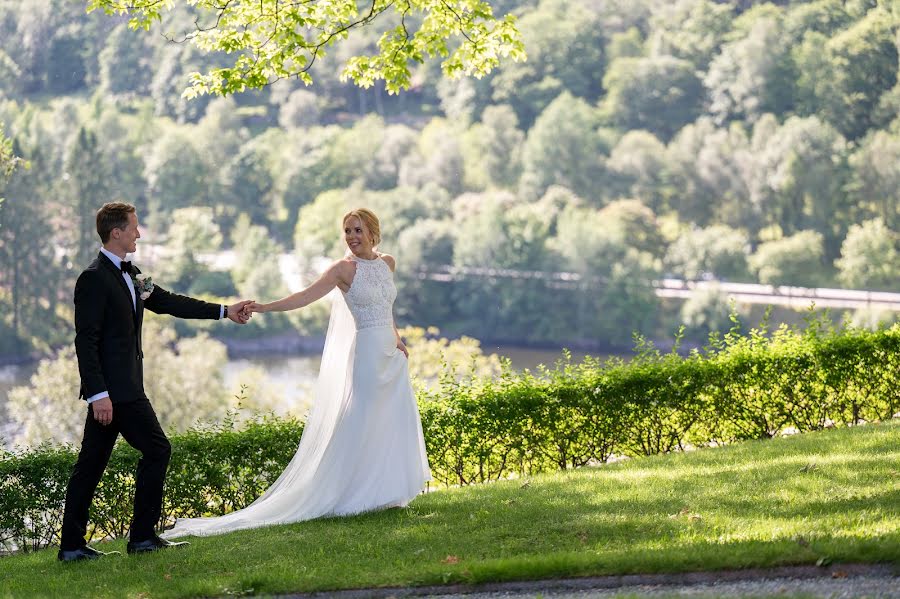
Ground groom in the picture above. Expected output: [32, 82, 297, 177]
[58, 202, 253, 561]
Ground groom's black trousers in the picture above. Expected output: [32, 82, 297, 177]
[60, 399, 171, 549]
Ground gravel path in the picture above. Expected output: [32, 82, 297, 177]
[425, 574, 898, 598]
[280, 564, 898, 599]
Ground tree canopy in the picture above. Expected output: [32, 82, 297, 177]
[1, 0, 899, 356]
[86, 0, 527, 96]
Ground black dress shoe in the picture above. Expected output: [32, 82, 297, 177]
[57, 546, 113, 562]
[126, 535, 190, 554]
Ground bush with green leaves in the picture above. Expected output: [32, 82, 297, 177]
[420, 320, 899, 486]
[0, 417, 303, 554]
[2, 320, 897, 551]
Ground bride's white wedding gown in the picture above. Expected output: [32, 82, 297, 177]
[162, 255, 431, 537]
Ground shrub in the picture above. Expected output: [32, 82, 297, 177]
[1, 417, 303, 553]
[2, 321, 898, 552]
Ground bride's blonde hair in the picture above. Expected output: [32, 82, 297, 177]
[342, 208, 381, 247]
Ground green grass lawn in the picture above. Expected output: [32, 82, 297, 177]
[2, 421, 897, 598]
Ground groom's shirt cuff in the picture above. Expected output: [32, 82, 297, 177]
[220, 305, 225, 319]
[87, 391, 109, 404]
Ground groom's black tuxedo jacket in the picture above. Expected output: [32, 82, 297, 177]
[74, 252, 221, 404]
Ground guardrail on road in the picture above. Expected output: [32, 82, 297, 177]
[655, 279, 900, 311]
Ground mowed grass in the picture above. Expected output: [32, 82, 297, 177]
[1, 421, 897, 598]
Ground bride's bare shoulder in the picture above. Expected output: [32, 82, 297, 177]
[328, 258, 356, 282]
[322, 258, 352, 291]
[379, 254, 396, 272]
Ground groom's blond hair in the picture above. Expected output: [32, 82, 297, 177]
[343, 208, 381, 247]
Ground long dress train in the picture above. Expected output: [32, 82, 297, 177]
[162, 255, 431, 537]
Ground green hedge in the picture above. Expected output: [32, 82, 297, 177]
[2, 322, 898, 553]
[0, 418, 303, 554]
[419, 322, 899, 486]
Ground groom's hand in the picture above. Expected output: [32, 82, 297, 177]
[227, 300, 254, 324]
[92, 397, 113, 426]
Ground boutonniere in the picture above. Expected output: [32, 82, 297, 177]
[132, 273, 155, 300]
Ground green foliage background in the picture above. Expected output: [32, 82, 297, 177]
[0, 0, 898, 355]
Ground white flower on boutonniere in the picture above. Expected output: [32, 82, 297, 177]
[132, 273, 155, 300]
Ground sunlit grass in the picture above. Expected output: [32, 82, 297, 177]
[0, 421, 896, 598]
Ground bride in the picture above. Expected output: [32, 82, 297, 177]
[163, 208, 432, 538]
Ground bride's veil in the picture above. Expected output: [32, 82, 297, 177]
[246, 287, 357, 506]
[163, 286, 358, 535]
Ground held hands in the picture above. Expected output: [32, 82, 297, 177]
[247, 301, 268, 314]
[227, 300, 255, 324]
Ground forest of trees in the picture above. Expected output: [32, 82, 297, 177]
[0, 0, 899, 357]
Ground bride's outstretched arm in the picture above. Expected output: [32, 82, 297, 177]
[251, 261, 347, 313]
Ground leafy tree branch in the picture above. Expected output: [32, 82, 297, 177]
[85, 0, 526, 96]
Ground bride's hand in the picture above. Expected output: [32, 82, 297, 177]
[248, 301, 268, 313]
[396, 340, 409, 359]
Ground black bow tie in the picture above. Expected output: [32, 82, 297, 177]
[121, 261, 133, 274]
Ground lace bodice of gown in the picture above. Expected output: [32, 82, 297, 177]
[343, 256, 396, 330]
